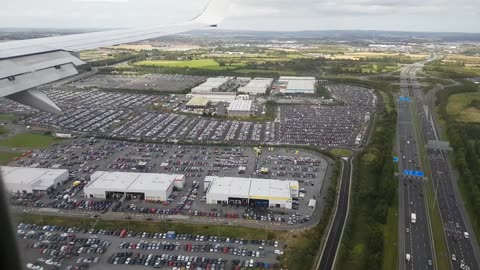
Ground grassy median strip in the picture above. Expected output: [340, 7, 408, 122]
[411, 100, 449, 270]
[14, 214, 281, 240]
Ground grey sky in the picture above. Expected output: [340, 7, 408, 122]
[1, 0, 479, 32]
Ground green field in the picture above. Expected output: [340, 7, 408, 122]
[0, 126, 7, 135]
[0, 133, 58, 148]
[446, 92, 480, 123]
[134, 59, 245, 70]
[330, 148, 353, 157]
[0, 114, 16, 121]
[233, 69, 297, 76]
[0, 152, 19, 165]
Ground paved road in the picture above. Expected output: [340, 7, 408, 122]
[317, 157, 352, 270]
[410, 63, 480, 270]
[397, 65, 435, 270]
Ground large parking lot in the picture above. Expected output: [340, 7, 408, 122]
[12, 84, 375, 148]
[279, 85, 376, 146]
[69, 74, 206, 93]
[18, 223, 283, 270]
[9, 140, 330, 228]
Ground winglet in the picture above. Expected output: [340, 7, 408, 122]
[7, 89, 62, 115]
[191, 0, 230, 26]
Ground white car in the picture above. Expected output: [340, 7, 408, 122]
[464, 232, 470, 239]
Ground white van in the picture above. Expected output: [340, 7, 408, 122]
[406, 254, 411, 262]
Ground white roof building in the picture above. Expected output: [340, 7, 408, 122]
[237, 78, 273, 95]
[1, 166, 68, 194]
[84, 171, 185, 201]
[227, 100, 253, 117]
[187, 92, 239, 103]
[279, 76, 316, 94]
[205, 176, 298, 209]
[191, 77, 231, 93]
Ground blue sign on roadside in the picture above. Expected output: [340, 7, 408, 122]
[405, 97, 412, 102]
[403, 169, 424, 177]
[393, 156, 399, 163]
[400, 97, 405, 101]
[415, 171, 425, 177]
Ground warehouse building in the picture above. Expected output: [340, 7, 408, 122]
[185, 96, 209, 108]
[191, 77, 231, 93]
[205, 176, 299, 209]
[186, 92, 248, 103]
[83, 171, 185, 201]
[279, 76, 316, 94]
[1, 166, 68, 194]
[237, 78, 273, 95]
[227, 100, 253, 117]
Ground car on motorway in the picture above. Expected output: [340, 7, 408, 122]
[452, 254, 457, 261]
[406, 254, 411, 262]
[427, 259, 432, 266]
[464, 232, 470, 239]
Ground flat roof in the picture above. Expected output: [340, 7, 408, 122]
[286, 79, 316, 91]
[279, 76, 316, 81]
[1, 166, 68, 190]
[85, 171, 184, 192]
[249, 178, 292, 200]
[186, 96, 209, 107]
[128, 173, 184, 193]
[228, 100, 253, 111]
[206, 176, 298, 201]
[205, 176, 251, 198]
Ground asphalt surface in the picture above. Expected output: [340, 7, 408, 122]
[317, 157, 351, 270]
[398, 65, 435, 270]
[410, 63, 480, 270]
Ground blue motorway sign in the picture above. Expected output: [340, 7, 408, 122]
[399, 97, 412, 102]
[393, 156, 399, 163]
[403, 169, 424, 177]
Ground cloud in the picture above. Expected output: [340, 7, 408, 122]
[0, 0, 478, 32]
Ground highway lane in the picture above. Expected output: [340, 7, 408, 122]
[317, 157, 352, 270]
[409, 64, 480, 270]
[398, 65, 435, 270]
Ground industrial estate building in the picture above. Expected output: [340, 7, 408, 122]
[1, 166, 68, 194]
[185, 96, 210, 108]
[191, 77, 232, 93]
[227, 100, 253, 117]
[83, 171, 185, 201]
[237, 78, 273, 95]
[204, 176, 299, 209]
[279, 76, 316, 94]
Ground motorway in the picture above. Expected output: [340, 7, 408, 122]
[409, 63, 480, 270]
[398, 65, 435, 270]
[317, 157, 352, 270]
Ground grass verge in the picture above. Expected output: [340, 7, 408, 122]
[330, 148, 353, 157]
[14, 214, 281, 240]
[0, 152, 20, 165]
[382, 182, 398, 270]
[0, 133, 58, 148]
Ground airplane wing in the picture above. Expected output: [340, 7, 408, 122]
[0, 0, 230, 114]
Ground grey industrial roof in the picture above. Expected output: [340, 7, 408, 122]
[227, 100, 253, 111]
[85, 171, 184, 193]
[1, 166, 68, 191]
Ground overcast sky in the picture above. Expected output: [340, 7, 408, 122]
[1, 0, 479, 33]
